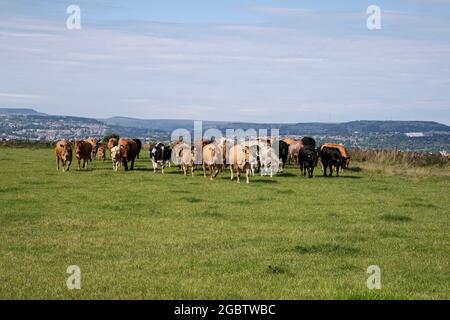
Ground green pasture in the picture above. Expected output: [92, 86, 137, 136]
[0, 147, 449, 299]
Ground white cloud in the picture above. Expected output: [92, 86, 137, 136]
[0, 10, 449, 124]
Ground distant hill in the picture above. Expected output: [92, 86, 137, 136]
[1, 109, 449, 151]
[101, 117, 199, 132]
[101, 117, 450, 135]
[0, 108, 47, 116]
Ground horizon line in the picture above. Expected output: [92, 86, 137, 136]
[0, 107, 449, 127]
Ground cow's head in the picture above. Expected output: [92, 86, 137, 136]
[59, 141, 72, 161]
[74, 141, 84, 155]
[89, 138, 99, 152]
[119, 141, 128, 159]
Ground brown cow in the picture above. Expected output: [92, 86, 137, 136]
[202, 142, 222, 180]
[107, 138, 118, 151]
[55, 140, 72, 172]
[132, 138, 142, 159]
[74, 140, 92, 169]
[118, 138, 139, 170]
[321, 143, 350, 169]
[229, 144, 252, 184]
[97, 144, 106, 161]
[87, 138, 99, 158]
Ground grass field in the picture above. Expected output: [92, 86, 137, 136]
[0, 146, 449, 299]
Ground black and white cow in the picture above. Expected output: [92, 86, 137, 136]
[150, 143, 172, 174]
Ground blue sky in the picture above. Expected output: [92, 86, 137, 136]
[1, 0, 449, 123]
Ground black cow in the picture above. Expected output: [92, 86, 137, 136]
[278, 140, 289, 170]
[319, 146, 343, 177]
[301, 136, 316, 149]
[132, 139, 142, 159]
[298, 146, 318, 178]
[150, 142, 171, 174]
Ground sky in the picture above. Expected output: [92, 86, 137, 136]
[0, 0, 449, 124]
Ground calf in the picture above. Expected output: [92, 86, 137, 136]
[74, 140, 92, 169]
[110, 146, 121, 171]
[298, 146, 318, 178]
[319, 146, 343, 177]
[55, 140, 72, 172]
[97, 144, 106, 161]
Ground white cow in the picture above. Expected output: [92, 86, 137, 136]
[259, 144, 282, 177]
[110, 146, 121, 171]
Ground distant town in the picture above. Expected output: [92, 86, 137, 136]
[1, 108, 449, 153]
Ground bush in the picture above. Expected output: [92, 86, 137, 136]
[102, 133, 120, 143]
[350, 148, 449, 167]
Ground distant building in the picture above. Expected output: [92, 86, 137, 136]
[405, 132, 425, 137]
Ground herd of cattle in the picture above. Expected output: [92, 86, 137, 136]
[54, 137, 350, 183]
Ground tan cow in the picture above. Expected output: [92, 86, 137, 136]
[282, 137, 296, 145]
[118, 138, 139, 170]
[229, 144, 252, 184]
[74, 140, 92, 169]
[87, 138, 99, 158]
[107, 138, 118, 151]
[202, 142, 222, 180]
[55, 140, 72, 172]
[97, 144, 106, 161]
[173, 143, 195, 176]
[288, 140, 302, 165]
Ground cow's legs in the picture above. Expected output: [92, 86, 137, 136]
[161, 163, 165, 174]
[230, 166, 234, 180]
[246, 168, 250, 184]
[130, 158, 135, 170]
[336, 165, 340, 177]
[329, 165, 333, 177]
[214, 166, 220, 178]
[203, 164, 207, 178]
[56, 157, 60, 171]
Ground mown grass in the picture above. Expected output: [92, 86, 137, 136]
[0, 147, 449, 299]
